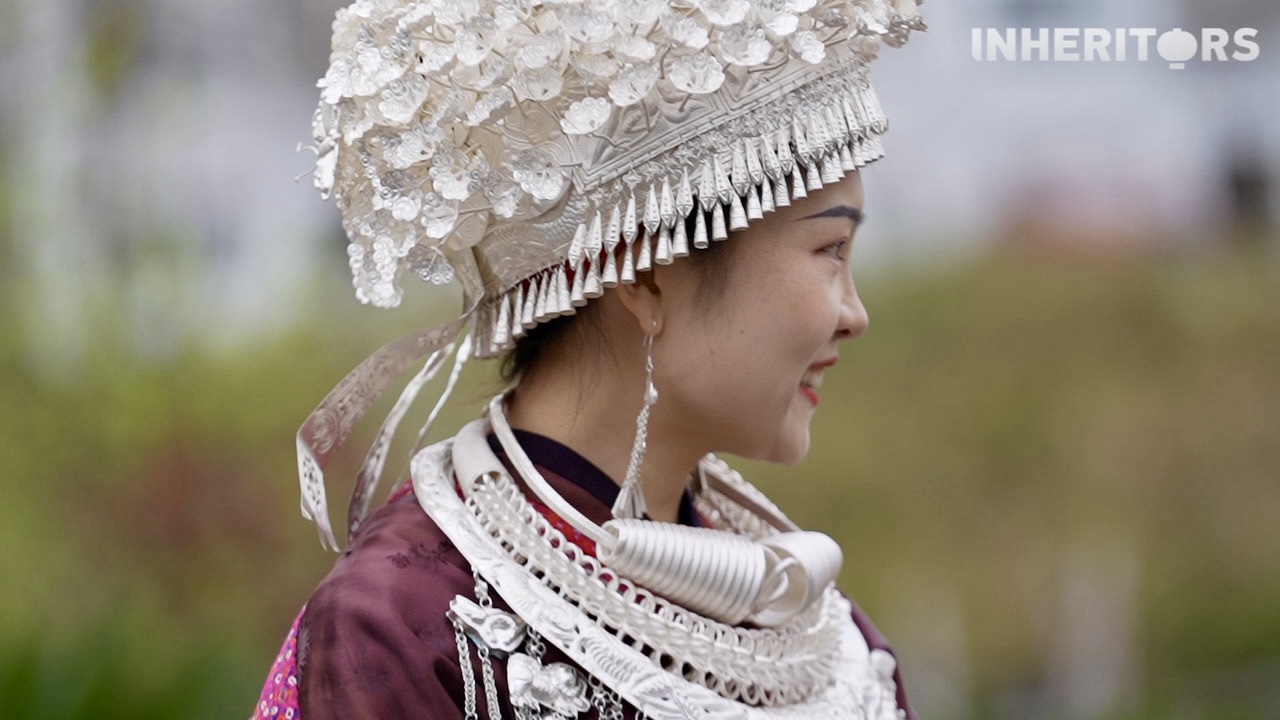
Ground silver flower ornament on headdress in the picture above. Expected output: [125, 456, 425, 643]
[306, 0, 925, 334]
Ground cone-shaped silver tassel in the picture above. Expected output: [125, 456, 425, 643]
[549, 269, 565, 317]
[844, 94, 865, 136]
[826, 105, 847, 142]
[511, 284, 526, 336]
[850, 93, 869, 133]
[555, 264, 572, 316]
[603, 204, 621, 283]
[526, 276, 542, 325]
[693, 209, 709, 249]
[713, 155, 733, 205]
[545, 269, 561, 318]
[774, 172, 790, 207]
[534, 273, 549, 320]
[510, 307, 525, 343]
[602, 249, 619, 287]
[584, 256, 603, 298]
[746, 184, 763, 221]
[821, 155, 841, 185]
[729, 192, 748, 231]
[620, 239, 637, 283]
[520, 281, 536, 328]
[839, 143, 855, 171]
[699, 160, 717, 212]
[790, 165, 807, 199]
[746, 137, 764, 185]
[676, 169, 695, 218]
[806, 161, 823, 192]
[492, 294, 511, 348]
[843, 97, 864, 137]
[810, 109, 831, 152]
[868, 86, 888, 130]
[712, 202, 728, 241]
[643, 184, 661, 237]
[792, 118, 811, 168]
[606, 203, 621, 254]
[655, 225, 673, 265]
[834, 93, 851, 135]
[659, 177, 676, 230]
[571, 258, 587, 306]
[623, 193, 639, 245]
[672, 214, 689, 258]
[761, 175, 775, 214]
[730, 143, 749, 196]
[610, 480, 646, 522]
[762, 134, 783, 182]
[568, 223, 586, 266]
[820, 108, 836, 150]
[636, 232, 653, 271]
[776, 126, 794, 174]
[548, 270, 562, 318]
[604, 203, 624, 284]
[587, 211, 604, 260]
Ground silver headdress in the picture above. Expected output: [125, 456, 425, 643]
[298, 0, 925, 549]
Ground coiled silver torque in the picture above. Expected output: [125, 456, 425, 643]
[600, 520, 767, 626]
[599, 520, 844, 627]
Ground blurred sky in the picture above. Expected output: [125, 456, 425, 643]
[869, 0, 1279, 260]
[2, 0, 1277, 363]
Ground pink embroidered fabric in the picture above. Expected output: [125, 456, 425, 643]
[252, 608, 304, 720]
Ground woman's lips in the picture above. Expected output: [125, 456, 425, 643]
[800, 385, 820, 406]
[800, 357, 835, 407]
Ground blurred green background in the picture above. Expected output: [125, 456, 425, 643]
[2, 0, 1278, 718]
[2, 249, 1276, 719]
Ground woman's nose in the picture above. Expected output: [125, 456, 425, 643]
[836, 277, 869, 341]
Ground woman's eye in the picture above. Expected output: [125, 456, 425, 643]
[822, 241, 848, 260]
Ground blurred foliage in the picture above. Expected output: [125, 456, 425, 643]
[0, 246, 1277, 718]
[84, 1, 147, 105]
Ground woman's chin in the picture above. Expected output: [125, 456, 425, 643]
[760, 423, 812, 466]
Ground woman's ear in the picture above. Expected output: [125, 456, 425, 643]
[614, 270, 663, 336]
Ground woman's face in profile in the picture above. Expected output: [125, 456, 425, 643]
[653, 170, 869, 465]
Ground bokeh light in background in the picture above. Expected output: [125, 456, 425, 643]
[0, 1, 1276, 718]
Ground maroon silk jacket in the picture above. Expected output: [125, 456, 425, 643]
[294, 431, 917, 719]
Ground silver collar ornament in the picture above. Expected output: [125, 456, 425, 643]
[415, 414, 906, 718]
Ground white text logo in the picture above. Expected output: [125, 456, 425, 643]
[971, 28, 1260, 69]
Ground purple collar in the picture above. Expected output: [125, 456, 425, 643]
[487, 429, 700, 526]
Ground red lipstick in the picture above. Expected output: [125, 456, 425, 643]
[801, 386, 819, 406]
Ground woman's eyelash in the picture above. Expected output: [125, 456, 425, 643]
[823, 241, 848, 259]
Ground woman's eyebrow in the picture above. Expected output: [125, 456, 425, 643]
[799, 205, 864, 224]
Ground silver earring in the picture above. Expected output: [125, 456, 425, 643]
[612, 329, 657, 520]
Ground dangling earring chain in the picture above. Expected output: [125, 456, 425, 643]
[612, 331, 657, 520]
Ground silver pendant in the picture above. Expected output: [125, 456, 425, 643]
[447, 595, 528, 658]
[509, 652, 592, 718]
